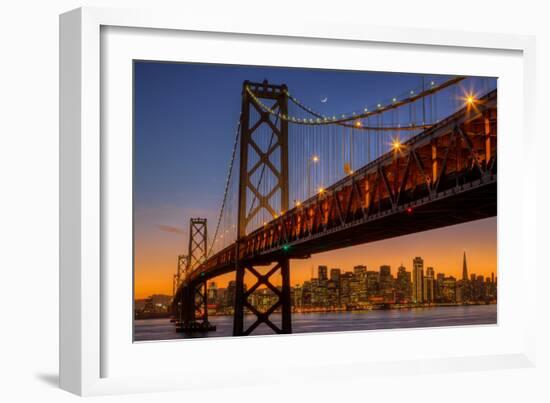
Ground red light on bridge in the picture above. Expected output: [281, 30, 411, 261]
[406, 207, 413, 214]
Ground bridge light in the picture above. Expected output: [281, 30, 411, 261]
[392, 139, 402, 150]
[312, 155, 319, 163]
[465, 95, 476, 105]
[282, 244, 290, 252]
[406, 207, 413, 214]
[318, 187, 325, 194]
[355, 120, 362, 128]
[295, 200, 301, 207]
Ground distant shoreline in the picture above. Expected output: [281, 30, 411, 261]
[134, 312, 171, 320]
[134, 300, 496, 320]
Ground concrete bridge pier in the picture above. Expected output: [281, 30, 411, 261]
[176, 281, 215, 333]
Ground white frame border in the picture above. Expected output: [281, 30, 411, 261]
[59, 6, 537, 396]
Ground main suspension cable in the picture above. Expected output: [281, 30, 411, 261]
[247, 76, 465, 127]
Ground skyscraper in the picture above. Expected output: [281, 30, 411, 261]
[396, 264, 412, 301]
[460, 252, 471, 302]
[353, 265, 367, 275]
[412, 257, 424, 303]
[435, 272, 445, 301]
[207, 281, 218, 302]
[366, 270, 379, 297]
[423, 267, 435, 303]
[318, 265, 328, 281]
[462, 251, 468, 281]
[340, 272, 353, 305]
[330, 268, 341, 284]
[442, 276, 457, 302]
[379, 265, 392, 293]
[329, 268, 341, 305]
[353, 265, 368, 302]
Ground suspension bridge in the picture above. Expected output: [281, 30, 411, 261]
[171, 76, 497, 336]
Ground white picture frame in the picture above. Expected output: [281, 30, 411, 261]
[60, 6, 537, 396]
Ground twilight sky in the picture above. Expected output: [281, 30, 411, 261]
[133, 61, 497, 299]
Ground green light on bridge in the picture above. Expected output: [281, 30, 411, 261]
[282, 245, 291, 252]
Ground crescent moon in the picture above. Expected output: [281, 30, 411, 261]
[320, 96, 328, 103]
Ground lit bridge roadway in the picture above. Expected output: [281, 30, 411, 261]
[173, 84, 496, 336]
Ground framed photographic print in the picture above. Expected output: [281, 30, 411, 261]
[60, 6, 537, 396]
[133, 63, 498, 341]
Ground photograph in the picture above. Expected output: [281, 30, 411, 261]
[132, 62, 497, 341]
[3, 0, 545, 400]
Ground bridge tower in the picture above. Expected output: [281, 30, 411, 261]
[176, 254, 188, 289]
[179, 218, 210, 330]
[172, 254, 188, 323]
[188, 218, 208, 269]
[234, 80, 292, 336]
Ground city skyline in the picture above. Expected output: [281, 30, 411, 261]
[135, 216, 496, 298]
[135, 250, 496, 321]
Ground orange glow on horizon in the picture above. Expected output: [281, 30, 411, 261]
[134, 217, 497, 299]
